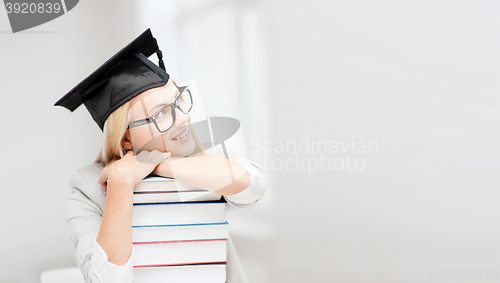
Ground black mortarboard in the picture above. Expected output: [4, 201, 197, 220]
[54, 28, 170, 131]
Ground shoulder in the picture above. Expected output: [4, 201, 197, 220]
[77, 162, 105, 177]
[69, 162, 106, 209]
[70, 162, 105, 187]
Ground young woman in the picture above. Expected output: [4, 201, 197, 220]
[60, 29, 266, 283]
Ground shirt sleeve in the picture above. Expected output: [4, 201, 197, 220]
[67, 170, 134, 283]
[91, 238, 134, 281]
[223, 157, 267, 211]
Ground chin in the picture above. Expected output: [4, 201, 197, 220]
[169, 137, 196, 157]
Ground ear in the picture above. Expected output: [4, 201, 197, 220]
[122, 129, 133, 151]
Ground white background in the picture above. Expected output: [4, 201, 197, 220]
[1, 0, 499, 282]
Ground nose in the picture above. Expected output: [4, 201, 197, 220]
[173, 107, 189, 128]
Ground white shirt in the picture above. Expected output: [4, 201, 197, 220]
[67, 158, 266, 283]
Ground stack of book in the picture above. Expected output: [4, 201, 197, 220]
[131, 176, 228, 283]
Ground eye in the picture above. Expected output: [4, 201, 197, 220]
[156, 107, 171, 120]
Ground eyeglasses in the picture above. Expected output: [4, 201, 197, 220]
[128, 86, 193, 133]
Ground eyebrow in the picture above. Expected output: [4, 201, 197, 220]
[148, 103, 169, 116]
[147, 90, 181, 116]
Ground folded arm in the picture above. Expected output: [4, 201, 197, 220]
[152, 155, 250, 195]
[68, 170, 134, 283]
[153, 155, 267, 210]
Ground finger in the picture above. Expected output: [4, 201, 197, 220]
[137, 149, 151, 156]
[137, 150, 150, 157]
[146, 149, 161, 158]
[102, 180, 108, 195]
[149, 152, 170, 164]
[139, 149, 161, 164]
[148, 150, 170, 164]
[136, 150, 152, 163]
[97, 159, 116, 186]
[96, 162, 112, 184]
[146, 149, 163, 162]
[97, 177, 108, 192]
[96, 170, 107, 185]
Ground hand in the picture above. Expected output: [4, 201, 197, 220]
[97, 150, 171, 194]
[151, 156, 182, 178]
[96, 159, 118, 195]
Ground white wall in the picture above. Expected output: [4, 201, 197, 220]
[0, 0, 272, 282]
[0, 1, 140, 282]
[1, 0, 500, 283]
[266, 1, 500, 282]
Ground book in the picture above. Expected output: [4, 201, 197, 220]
[135, 176, 204, 192]
[132, 222, 229, 243]
[132, 239, 227, 267]
[134, 176, 222, 204]
[134, 190, 222, 204]
[133, 263, 227, 283]
[132, 201, 227, 226]
[131, 176, 228, 282]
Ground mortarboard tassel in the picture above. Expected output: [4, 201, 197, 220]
[156, 48, 166, 71]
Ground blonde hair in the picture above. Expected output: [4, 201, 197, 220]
[94, 100, 132, 164]
[94, 81, 205, 165]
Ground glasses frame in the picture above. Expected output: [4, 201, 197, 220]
[128, 86, 193, 133]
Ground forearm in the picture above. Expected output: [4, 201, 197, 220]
[154, 155, 250, 195]
[96, 179, 134, 266]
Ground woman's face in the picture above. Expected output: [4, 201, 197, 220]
[127, 79, 196, 157]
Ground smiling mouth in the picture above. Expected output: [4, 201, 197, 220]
[172, 128, 190, 141]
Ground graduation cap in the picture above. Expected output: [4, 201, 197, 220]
[54, 28, 170, 131]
